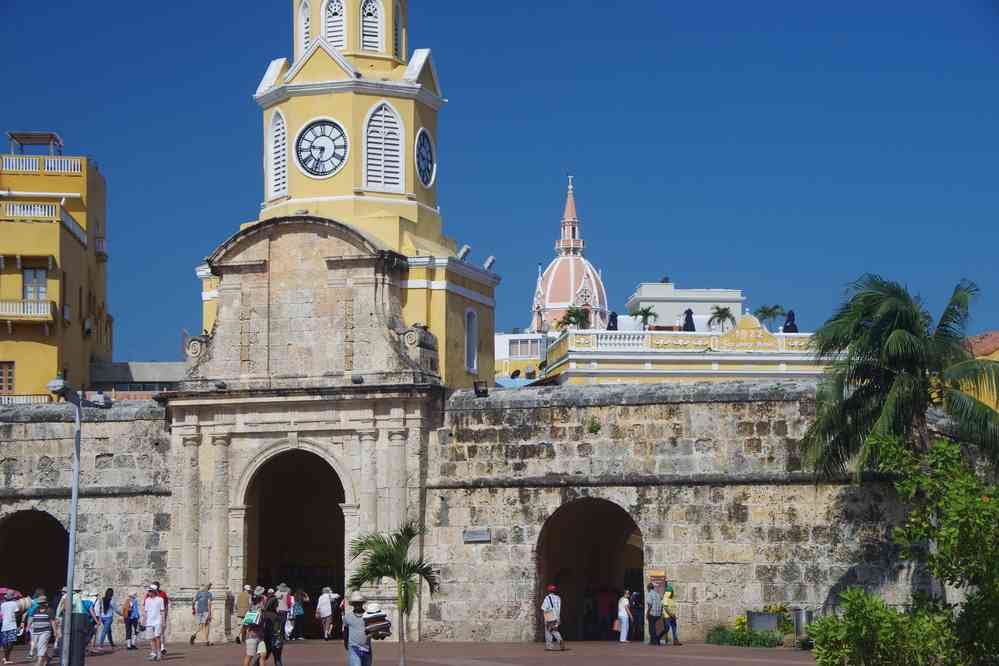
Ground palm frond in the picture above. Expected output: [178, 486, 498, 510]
[942, 387, 999, 467]
[931, 279, 978, 365]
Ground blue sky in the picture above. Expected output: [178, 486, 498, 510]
[3, 1, 998, 361]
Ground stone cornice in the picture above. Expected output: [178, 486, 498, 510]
[255, 78, 446, 112]
[0, 486, 172, 500]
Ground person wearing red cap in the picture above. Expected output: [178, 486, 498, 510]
[540, 584, 564, 651]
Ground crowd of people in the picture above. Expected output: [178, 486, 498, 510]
[540, 577, 682, 650]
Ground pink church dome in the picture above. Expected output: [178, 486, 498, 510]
[531, 179, 609, 331]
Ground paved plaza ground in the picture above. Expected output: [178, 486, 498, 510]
[15, 640, 818, 666]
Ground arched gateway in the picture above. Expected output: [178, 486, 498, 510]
[0, 510, 68, 599]
[536, 498, 644, 641]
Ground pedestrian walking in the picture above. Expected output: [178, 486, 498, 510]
[540, 584, 564, 651]
[21, 588, 44, 660]
[190, 583, 214, 647]
[342, 592, 372, 666]
[235, 585, 251, 645]
[0, 591, 20, 665]
[123, 591, 141, 650]
[663, 589, 682, 646]
[290, 589, 308, 639]
[645, 582, 664, 646]
[80, 591, 99, 649]
[141, 585, 165, 661]
[315, 588, 336, 640]
[241, 587, 265, 666]
[262, 595, 285, 666]
[98, 588, 119, 648]
[616, 589, 632, 644]
[152, 582, 169, 656]
[28, 596, 52, 666]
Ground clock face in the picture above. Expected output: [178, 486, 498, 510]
[296, 120, 348, 177]
[416, 129, 436, 188]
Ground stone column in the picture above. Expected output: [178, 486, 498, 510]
[357, 430, 379, 533]
[211, 434, 231, 589]
[181, 434, 201, 590]
[341, 503, 360, 588]
[387, 429, 408, 528]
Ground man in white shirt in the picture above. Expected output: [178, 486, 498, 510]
[315, 587, 337, 640]
[141, 585, 165, 661]
[540, 584, 564, 651]
[1, 591, 20, 665]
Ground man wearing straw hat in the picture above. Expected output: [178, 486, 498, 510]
[28, 596, 52, 666]
[342, 591, 372, 666]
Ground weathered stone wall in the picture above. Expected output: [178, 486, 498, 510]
[0, 401, 173, 592]
[422, 381, 920, 641]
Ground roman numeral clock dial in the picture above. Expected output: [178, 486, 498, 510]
[295, 120, 349, 177]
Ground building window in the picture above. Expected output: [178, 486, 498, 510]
[325, 0, 346, 48]
[22, 268, 47, 301]
[364, 102, 403, 192]
[509, 339, 541, 358]
[465, 309, 478, 372]
[269, 111, 288, 199]
[360, 0, 382, 51]
[393, 1, 401, 58]
[299, 0, 312, 57]
[0, 363, 13, 394]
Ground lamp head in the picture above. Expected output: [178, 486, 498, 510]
[46, 378, 69, 397]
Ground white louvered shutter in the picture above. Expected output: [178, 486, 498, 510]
[365, 103, 402, 192]
[269, 112, 288, 199]
[361, 0, 381, 51]
[325, 0, 346, 48]
[300, 1, 312, 56]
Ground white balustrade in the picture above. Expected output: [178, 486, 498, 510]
[594, 332, 648, 350]
[0, 394, 52, 405]
[0, 300, 52, 318]
[59, 207, 87, 246]
[1, 155, 39, 173]
[44, 156, 83, 175]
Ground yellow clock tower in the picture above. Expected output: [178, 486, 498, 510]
[199, 0, 498, 388]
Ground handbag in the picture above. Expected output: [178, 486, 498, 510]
[612, 619, 621, 632]
[542, 595, 556, 623]
[654, 617, 666, 635]
[242, 610, 261, 626]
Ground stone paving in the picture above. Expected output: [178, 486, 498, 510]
[16, 640, 817, 666]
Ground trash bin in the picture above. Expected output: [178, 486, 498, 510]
[67, 612, 89, 666]
[790, 607, 813, 638]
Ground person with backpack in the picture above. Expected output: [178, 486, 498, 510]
[290, 589, 308, 640]
[123, 592, 141, 650]
[97, 588, 120, 649]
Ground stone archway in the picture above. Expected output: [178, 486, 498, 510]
[536, 498, 644, 642]
[0, 510, 68, 598]
[243, 449, 346, 638]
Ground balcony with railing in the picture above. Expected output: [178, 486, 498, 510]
[1, 200, 88, 246]
[0, 154, 84, 176]
[0, 299, 56, 323]
[0, 394, 52, 406]
[95, 236, 107, 260]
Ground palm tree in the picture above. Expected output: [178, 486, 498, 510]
[556, 306, 590, 331]
[803, 274, 999, 479]
[348, 521, 440, 666]
[630, 306, 659, 330]
[707, 306, 736, 332]
[753, 304, 786, 330]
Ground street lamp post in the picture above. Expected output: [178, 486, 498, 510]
[47, 379, 112, 666]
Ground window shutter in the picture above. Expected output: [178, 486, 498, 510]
[269, 112, 288, 199]
[361, 0, 381, 51]
[365, 103, 402, 192]
[300, 1, 312, 55]
[465, 311, 478, 371]
[325, 0, 346, 48]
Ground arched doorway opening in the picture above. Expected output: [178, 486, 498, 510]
[0, 510, 68, 599]
[244, 449, 345, 638]
[536, 498, 644, 642]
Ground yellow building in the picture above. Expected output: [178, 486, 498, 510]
[0, 131, 113, 401]
[540, 314, 828, 385]
[199, 0, 499, 388]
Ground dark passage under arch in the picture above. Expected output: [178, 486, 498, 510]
[0, 510, 68, 599]
[244, 449, 345, 638]
[536, 498, 644, 641]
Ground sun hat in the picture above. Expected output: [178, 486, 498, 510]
[244, 585, 252, 592]
[365, 603, 381, 614]
[3, 592, 12, 600]
[147, 585, 157, 591]
[349, 591, 366, 604]
[254, 586, 265, 596]
[36, 596, 47, 605]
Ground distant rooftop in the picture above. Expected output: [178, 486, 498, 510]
[6, 131, 64, 155]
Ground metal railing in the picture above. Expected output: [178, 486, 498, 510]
[0, 394, 52, 406]
[0, 299, 54, 319]
[3, 201, 57, 218]
[95, 237, 107, 254]
[0, 154, 83, 175]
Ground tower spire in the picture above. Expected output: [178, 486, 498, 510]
[556, 175, 584, 256]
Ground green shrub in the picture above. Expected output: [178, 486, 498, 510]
[705, 625, 783, 648]
[808, 588, 965, 666]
